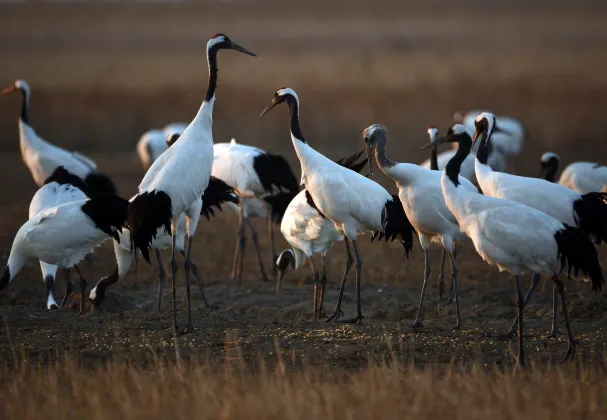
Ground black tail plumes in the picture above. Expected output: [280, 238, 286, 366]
[372, 195, 415, 257]
[201, 176, 240, 220]
[44, 166, 89, 193]
[253, 153, 299, 196]
[263, 191, 298, 223]
[85, 172, 118, 196]
[336, 150, 368, 174]
[126, 191, 172, 264]
[81, 194, 129, 242]
[573, 192, 607, 245]
[554, 225, 604, 292]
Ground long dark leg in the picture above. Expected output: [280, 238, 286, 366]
[438, 249, 446, 301]
[446, 242, 457, 304]
[309, 258, 320, 319]
[183, 235, 194, 332]
[549, 283, 560, 338]
[156, 249, 166, 312]
[503, 273, 541, 339]
[246, 218, 269, 282]
[318, 253, 328, 319]
[181, 249, 209, 308]
[326, 238, 353, 322]
[60, 269, 73, 309]
[553, 276, 577, 362]
[338, 239, 363, 324]
[513, 274, 525, 366]
[74, 265, 87, 316]
[231, 208, 246, 283]
[412, 248, 431, 328]
[448, 249, 462, 329]
[170, 227, 179, 331]
[269, 215, 278, 281]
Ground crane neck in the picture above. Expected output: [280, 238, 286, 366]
[446, 134, 472, 186]
[19, 87, 29, 124]
[205, 45, 220, 103]
[543, 162, 558, 182]
[373, 136, 397, 173]
[476, 130, 492, 165]
[429, 144, 439, 171]
[286, 95, 306, 144]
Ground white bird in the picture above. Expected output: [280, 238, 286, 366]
[211, 138, 299, 283]
[89, 143, 240, 311]
[0, 193, 129, 315]
[367, 124, 479, 329]
[259, 87, 414, 323]
[454, 109, 527, 157]
[1, 79, 117, 195]
[473, 112, 607, 338]
[29, 167, 90, 310]
[136, 122, 190, 170]
[275, 150, 368, 319]
[427, 124, 603, 364]
[420, 123, 507, 184]
[539, 152, 607, 194]
[126, 33, 256, 332]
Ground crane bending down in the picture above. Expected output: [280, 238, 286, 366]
[367, 124, 478, 329]
[0, 193, 129, 315]
[472, 112, 607, 339]
[126, 33, 256, 332]
[539, 152, 607, 194]
[29, 167, 90, 309]
[89, 172, 239, 311]
[275, 150, 369, 319]
[259, 87, 414, 323]
[427, 125, 603, 364]
[0, 79, 117, 195]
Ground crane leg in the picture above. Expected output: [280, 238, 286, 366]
[438, 248, 446, 301]
[337, 239, 364, 323]
[549, 283, 560, 338]
[170, 222, 179, 332]
[502, 273, 541, 339]
[180, 249, 209, 308]
[183, 235, 194, 333]
[513, 274, 525, 366]
[326, 238, 353, 322]
[448, 247, 462, 330]
[446, 242, 457, 304]
[231, 208, 247, 283]
[553, 275, 578, 362]
[74, 265, 87, 316]
[412, 246, 431, 327]
[318, 253, 328, 319]
[268, 215, 278, 281]
[308, 258, 320, 319]
[156, 249, 166, 312]
[60, 268, 73, 309]
[246, 218, 269, 282]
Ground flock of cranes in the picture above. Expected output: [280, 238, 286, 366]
[1, 33, 607, 365]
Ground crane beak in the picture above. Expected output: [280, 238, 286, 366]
[230, 41, 257, 57]
[421, 135, 447, 151]
[0, 85, 15, 96]
[365, 143, 374, 176]
[259, 98, 278, 119]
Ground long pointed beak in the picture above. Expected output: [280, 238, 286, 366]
[421, 135, 448, 151]
[230, 42, 257, 57]
[365, 143, 374, 177]
[0, 85, 15, 96]
[259, 99, 278, 119]
[276, 269, 286, 297]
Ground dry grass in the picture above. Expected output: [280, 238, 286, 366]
[2, 353, 606, 419]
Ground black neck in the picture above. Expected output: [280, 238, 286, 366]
[543, 163, 558, 182]
[476, 131, 490, 165]
[286, 96, 305, 143]
[205, 46, 219, 103]
[19, 88, 29, 124]
[430, 145, 438, 171]
[446, 134, 472, 186]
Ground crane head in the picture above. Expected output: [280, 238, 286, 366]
[539, 151, 561, 179]
[166, 133, 180, 148]
[259, 87, 299, 119]
[1, 79, 30, 97]
[362, 124, 388, 176]
[275, 249, 295, 296]
[207, 33, 256, 57]
[427, 126, 438, 142]
[422, 124, 469, 150]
